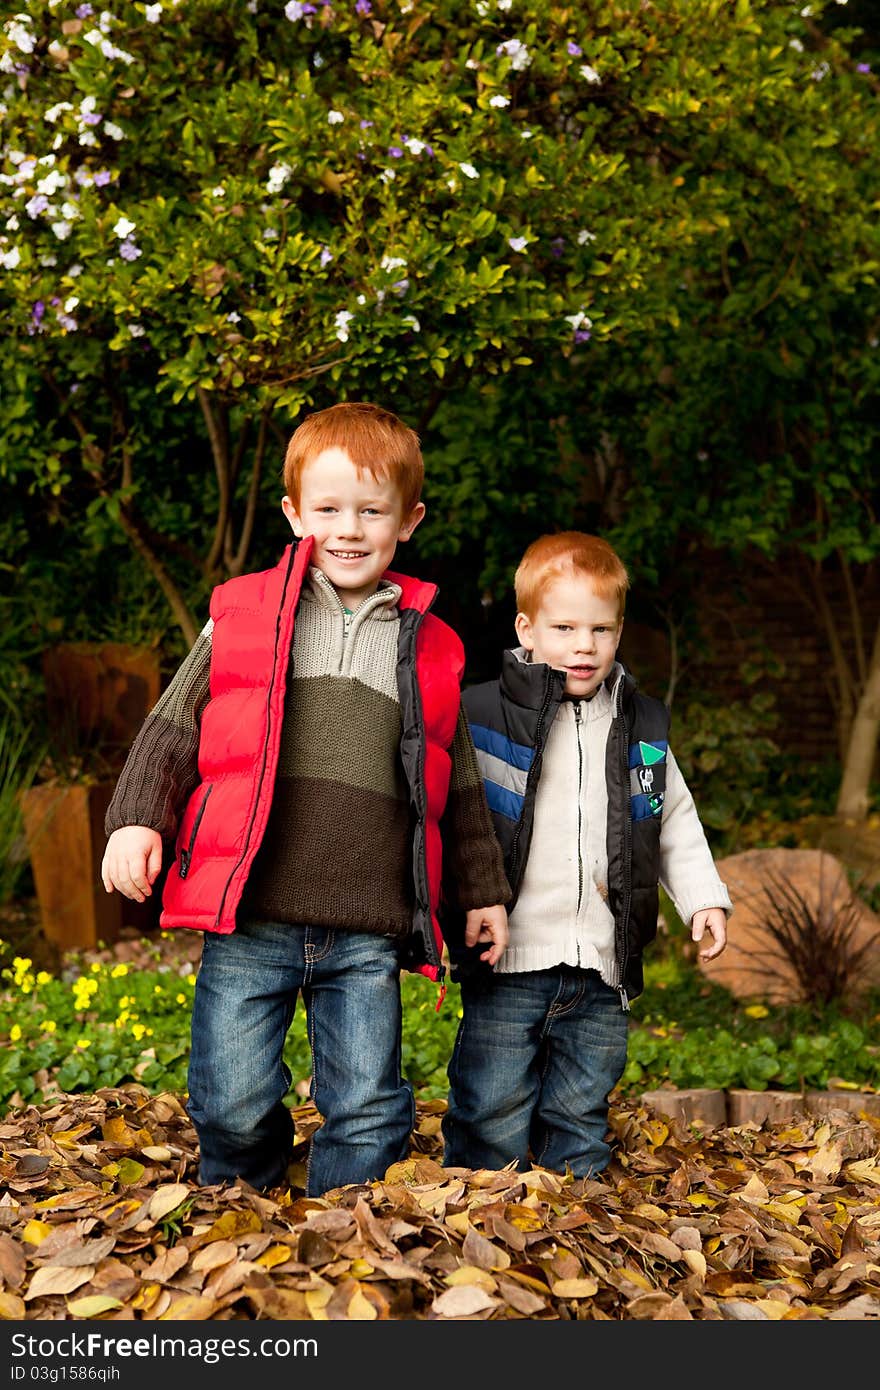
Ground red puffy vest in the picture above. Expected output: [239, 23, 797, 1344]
[160, 540, 463, 981]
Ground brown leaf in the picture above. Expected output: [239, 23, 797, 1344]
[26, 1264, 96, 1299]
[143, 1244, 190, 1282]
[145, 1183, 190, 1223]
[0, 1291, 26, 1319]
[41, 1236, 116, 1268]
[462, 1224, 511, 1272]
[432, 1284, 498, 1317]
[0, 1233, 26, 1287]
[159, 1294, 218, 1319]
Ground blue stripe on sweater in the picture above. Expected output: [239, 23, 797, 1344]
[485, 779, 524, 824]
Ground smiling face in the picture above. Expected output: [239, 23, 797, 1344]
[282, 445, 425, 609]
[515, 572, 623, 698]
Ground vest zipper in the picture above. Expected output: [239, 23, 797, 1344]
[178, 785, 212, 880]
[574, 701, 584, 917]
[214, 545, 299, 927]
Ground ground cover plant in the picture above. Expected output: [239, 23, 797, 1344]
[2, 924, 878, 1118]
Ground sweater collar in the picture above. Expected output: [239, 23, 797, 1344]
[303, 566, 402, 620]
[500, 648, 632, 713]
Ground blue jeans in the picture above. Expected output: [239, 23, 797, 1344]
[187, 920, 414, 1196]
[443, 966, 629, 1177]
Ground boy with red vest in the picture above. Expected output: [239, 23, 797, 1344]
[101, 402, 510, 1196]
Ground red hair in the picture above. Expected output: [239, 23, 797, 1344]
[283, 401, 423, 515]
[515, 532, 629, 620]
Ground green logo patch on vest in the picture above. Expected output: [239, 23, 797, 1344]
[639, 741, 666, 766]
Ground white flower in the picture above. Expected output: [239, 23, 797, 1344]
[580, 64, 601, 84]
[404, 137, 425, 154]
[212, 186, 225, 198]
[327, 109, 344, 124]
[112, 216, 136, 238]
[103, 121, 124, 140]
[334, 309, 354, 342]
[63, 295, 79, 312]
[262, 227, 279, 239]
[811, 61, 830, 81]
[226, 311, 241, 323]
[379, 168, 396, 182]
[564, 310, 592, 331]
[0, 246, 21, 269]
[37, 170, 65, 196]
[39, 254, 57, 266]
[508, 236, 527, 251]
[78, 132, 98, 147]
[285, 0, 305, 18]
[83, 28, 103, 46]
[489, 94, 510, 108]
[520, 129, 533, 139]
[145, 3, 163, 20]
[128, 322, 146, 336]
[7, 21, 35, 55]
[356, 294, 367, 305]
[60, 201, 80, 220]
[789, 38, 804, 52]
[44, 102, 73, 123]
[381, 255, 407, 271]
[496, 39, 530, 71]
[267, 161, 292, 193]
[800, 4, 812, 13]
[577, 228, 597, 244]
[475, 0, 490, 15]
[402, 314, 420, 332]
[51, 221, 72, 240]
[5, 215, 18, 230]
[67, 263, 83, 276]
[459, 162, 479, 178]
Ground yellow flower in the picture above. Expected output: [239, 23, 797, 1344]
[110, 963, 129, 979]
[176, 993, 187, 1005]
[36, 971, 51, 986]
[186, 973, 197, 987]
[39, 1020, 56, 1033]
[115, 1011, 131, 1028]
[75, 1038, 92, 1050]
[154, 984, 163, 994]
[744, 1004, 770, 1019]
[9, 1024, 22, 1042]
[131, 1023, 147, 1042]
[90, 961, 102, 973]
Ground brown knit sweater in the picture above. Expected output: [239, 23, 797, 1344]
[105, 569, 510, 936]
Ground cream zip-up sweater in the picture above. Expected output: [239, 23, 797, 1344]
[499, 672, 732, 981]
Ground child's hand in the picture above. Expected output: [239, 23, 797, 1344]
[691, 907, 727, 961]
[464, 904, 509, 967]
[101, 826, 163, 903]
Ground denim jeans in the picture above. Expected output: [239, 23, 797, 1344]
[187, 919, 414, 1196]
[443, 966, 629, 1177]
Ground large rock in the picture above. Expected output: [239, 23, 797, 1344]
[698, 848, 880, 1003]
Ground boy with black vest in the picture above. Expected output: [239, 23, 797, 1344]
[442, 531, 731, 1179]
[101, 402, 510, 1196]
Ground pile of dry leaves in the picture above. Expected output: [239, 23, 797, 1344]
[1, 1086, 879, 1321]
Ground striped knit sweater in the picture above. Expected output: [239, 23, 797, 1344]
[105, 568, 509, 937]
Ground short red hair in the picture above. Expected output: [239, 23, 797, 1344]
[515, 532, 629, 621]
[283, 401, 424, 516]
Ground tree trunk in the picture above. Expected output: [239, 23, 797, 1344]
[836, 618, 880, 820]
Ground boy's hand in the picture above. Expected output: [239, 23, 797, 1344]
[101, 826, 163, 903]
[464, 904, 509, 967]
[691, 907, 727, 961]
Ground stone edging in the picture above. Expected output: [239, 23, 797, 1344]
[639, 1087, 880, 1128]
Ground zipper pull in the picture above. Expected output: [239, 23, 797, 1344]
[179, 848, 190, 880]
[435, 981, 447, 1013]
[574, 701, 582, 724]
[618, 986, 630, 1014]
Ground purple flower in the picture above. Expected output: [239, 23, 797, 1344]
[359, 119, 374, 129]
[76, 2, 94, 15]
[50, 297, 61, 306]
[857, 63, 872, 74]
[567, 41, 582, 56]
[93, 169, 112, 187]
[424, 145, 435, 158]
[356, 0, 372, 13]
[80, 113, 102, 126]
[119, 239, 142, 262]
[32, 300, 46, 323]
[387, 146, 404, 158]
[319, 246, 333, 267]
[550, 236, 565, 258]
[573, 328, 591, 344]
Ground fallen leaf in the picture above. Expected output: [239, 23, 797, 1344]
[432, 1285, 498, 1317]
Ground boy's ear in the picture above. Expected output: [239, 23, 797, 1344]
[281, 494, 304, 538]
[514, 611, 534, 651]
[398, 501, 426, 542]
